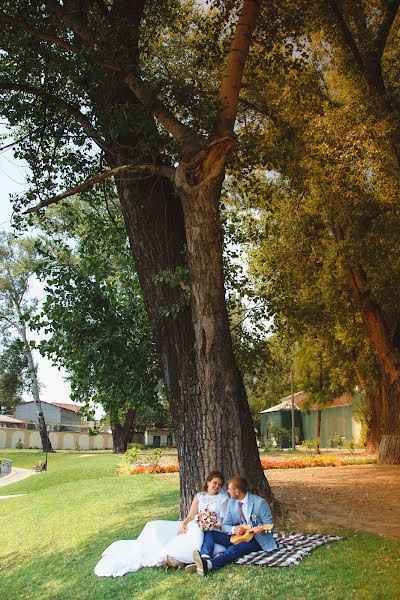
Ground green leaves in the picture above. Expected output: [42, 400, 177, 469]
[34, 195, 167, 429]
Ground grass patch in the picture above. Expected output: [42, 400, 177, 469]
[0, 452, 398, 599]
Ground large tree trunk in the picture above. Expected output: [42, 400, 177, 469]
[354, 366, 382, 452]
[178, 167, 274, 507]
[335, 226, 400, 463]
[111, 408, 136, 454]
[379, 377, 400, 463]
[348, 286, 400, 463]
[116, 170, 275, 515]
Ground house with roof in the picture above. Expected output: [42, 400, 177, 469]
[144, 427, 175, 447]
[14, 400, 82, 432]
[0, 414, 27, 429]
[260, 391, 362, 447]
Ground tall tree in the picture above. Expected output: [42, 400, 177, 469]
[0, 1, 273, 511]
[233, 0, 400, 462]
[0, 233, 52, 451]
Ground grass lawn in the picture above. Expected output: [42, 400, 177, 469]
[0, 450, 399, 600]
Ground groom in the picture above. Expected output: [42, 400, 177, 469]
[187, 476, 277, 576]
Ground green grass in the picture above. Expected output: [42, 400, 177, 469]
[0, 451, 399, 600]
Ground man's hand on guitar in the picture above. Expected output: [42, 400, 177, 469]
[233, 525, 247, 535]
[252, 525, 265, 534]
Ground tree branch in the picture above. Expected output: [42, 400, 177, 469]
[214, 0, 261, 138]
[326, 0, 366, 73]
[123, 72, 199, 152]
[374, 0, 400, 60]
[0, 81, 109, 153]
[0, 134, 30, 153]
[0, 9, 79, 53]
[24, 164, 176, 214]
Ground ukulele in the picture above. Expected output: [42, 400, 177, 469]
[230, 523, 274, 544]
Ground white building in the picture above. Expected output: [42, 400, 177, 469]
[15, 400, 82, 432]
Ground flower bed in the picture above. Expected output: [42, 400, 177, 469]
[260, 457, 377, 469]
[127, 463, 180, 475]
[120, 457, 377, 476]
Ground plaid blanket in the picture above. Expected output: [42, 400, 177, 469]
[235, 531, 343, 567]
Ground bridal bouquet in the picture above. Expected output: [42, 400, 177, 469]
[194, 508, 218, 531]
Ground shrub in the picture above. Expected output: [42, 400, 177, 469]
[353, 394, 368, 447]
[301, 439, 314, 458]
[73, 441, 81, 451]
[329, 433, 343, 448]
[128, 443, 146, 450]
[148, 448, 163, 471]
[15, 439, 24, 449]
[125, 446, 142, 464]
[265, 424, 291, 448]
[116, 461, 132, 476]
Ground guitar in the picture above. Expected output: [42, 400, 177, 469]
[230, 523, 274, 545]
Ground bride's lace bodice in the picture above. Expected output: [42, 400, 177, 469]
[196, 491, 228, 521]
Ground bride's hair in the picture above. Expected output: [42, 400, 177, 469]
[202, 470, 225, 491]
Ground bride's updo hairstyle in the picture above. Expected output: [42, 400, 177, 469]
[202, 470, 225, 492]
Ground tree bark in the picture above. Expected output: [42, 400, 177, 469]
[379, 376, 400, 463]
[177, 164, 274, 510]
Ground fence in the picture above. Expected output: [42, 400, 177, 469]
[0, 428, 113, 450]
[0, 458, 12, 477]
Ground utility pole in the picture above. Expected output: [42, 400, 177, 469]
[291, 364, 296, 450]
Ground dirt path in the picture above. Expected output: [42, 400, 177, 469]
[268, 464, 400, 539]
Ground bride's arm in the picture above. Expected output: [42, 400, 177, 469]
[214, 497, 228, 529]
[178, 495, 199, 534]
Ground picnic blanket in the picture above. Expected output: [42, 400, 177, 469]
[235, 531, 343, 567]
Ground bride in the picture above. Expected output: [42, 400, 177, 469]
[94, 470, 228, 577]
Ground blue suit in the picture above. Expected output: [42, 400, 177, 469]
[201, 493, 277, 571]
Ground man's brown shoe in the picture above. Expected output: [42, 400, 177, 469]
[185, 563, 197, 573]
[165, 555, 185, 569]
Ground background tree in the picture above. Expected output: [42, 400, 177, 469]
[228, 0, 400, 462]
[34, 197, 166, 453]
[0, 232, 52, 451]
[0, 338, 29, 413]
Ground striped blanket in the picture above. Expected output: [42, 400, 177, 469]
[235, 531, 343, 567]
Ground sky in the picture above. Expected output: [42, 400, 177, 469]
[0, 128, 73, 406]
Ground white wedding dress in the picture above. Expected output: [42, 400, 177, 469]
[94, 491, 228, 577]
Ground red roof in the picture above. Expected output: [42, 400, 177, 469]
[296, 393, 354, 411]
[52, 402, 82, 413]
